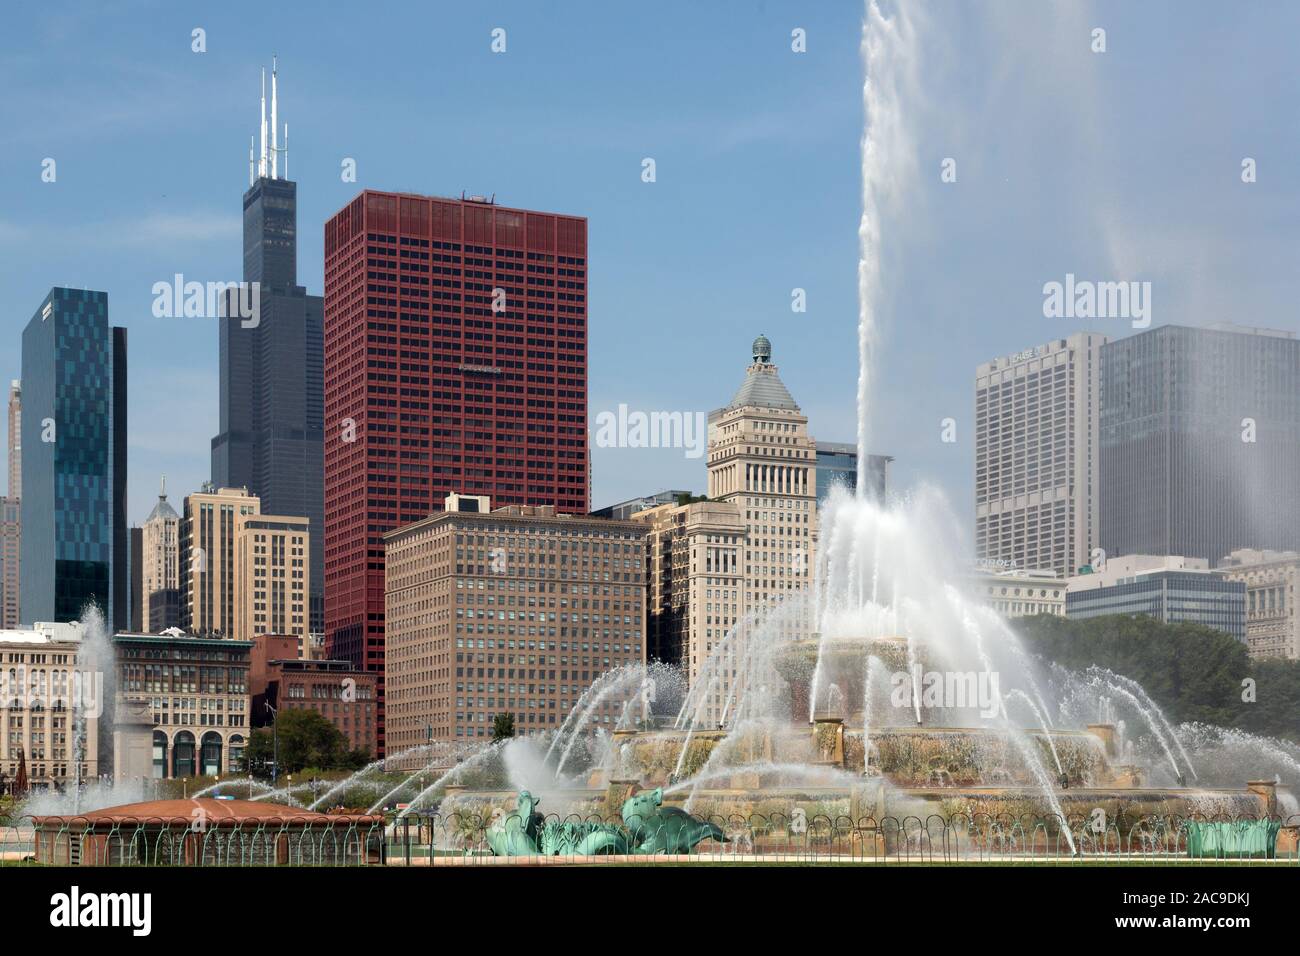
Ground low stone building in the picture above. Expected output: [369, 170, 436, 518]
[114, 631, 252, 778]
[969, 568, 1066, 618]
[1219, 549, 1300, 660]
[0, 621, 100, 790]
[253, 657, 378, 757]
[31, 797, 385, 865]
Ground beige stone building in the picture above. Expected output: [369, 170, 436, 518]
[141, 477, 180, 633]
[179, 484, 310, 649]
[0, 622, 100, 789]
[235, 513, 311, 656]
[633, 499, 746, 682]
[114, 631, 251, 778]
[1219, 549, 1300, 660]
[969, 568, 1066, 618]
[1, 381, 20, 630]
[707, 336, 818, 614]
[6, 380, 18, 502]
[384, 494, 646, 758]
[648, 335, 815, 721]
[0, 498, 18, 631]
[180, 485, 261, 639]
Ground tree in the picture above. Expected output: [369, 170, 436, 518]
[246, 708, 358, 777]
[1013, 613, 1299, 742]
[491, 712, 516, 741]
[1234, 658, 1300, 742]
[341, 748, 373, 771]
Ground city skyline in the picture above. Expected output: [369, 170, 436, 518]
[0, 2, 1297, 904]
[4, 1, 1299, 534]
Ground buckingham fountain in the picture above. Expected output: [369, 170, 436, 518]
[402, 485, 1292, 859]
[17, 1, 1297, 863]
[347, 0, 1296, 858]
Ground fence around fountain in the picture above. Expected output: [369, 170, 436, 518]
[3, 810, 1296, 866]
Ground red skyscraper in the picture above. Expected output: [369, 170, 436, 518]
[323, 191, 589, 754]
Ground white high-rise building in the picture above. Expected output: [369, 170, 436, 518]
[975, 333, 1108, 578]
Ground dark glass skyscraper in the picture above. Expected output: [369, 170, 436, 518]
[1100, 324, 1300, 566]
[211, 67, 323, 632]
[20, 288, 128, 627]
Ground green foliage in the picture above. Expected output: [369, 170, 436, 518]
[1234, 658, 1300, 741]
[1014, 613, 1300, 742]
[491, 712, 516, 741]
[342, 748, 373, 771]
[246, 708, 369, 776]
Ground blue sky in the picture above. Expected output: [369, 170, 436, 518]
[2, 0, 1298, 531]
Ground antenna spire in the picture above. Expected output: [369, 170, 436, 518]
[259, 67, 267, 179]
[271, 55, 279, 179]
[251, 58, 289, 183]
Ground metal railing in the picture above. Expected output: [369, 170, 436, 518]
[3, 811, 1295, 866]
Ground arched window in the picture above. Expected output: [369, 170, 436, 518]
[152, 731, 168, 779]
[200, 731, 223, 776]
[173, 731, 196, 778]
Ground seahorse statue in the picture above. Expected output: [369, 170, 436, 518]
[486, 790, 544, 856]
[621, 787, 727, 854]
[538, 819, 631, 856]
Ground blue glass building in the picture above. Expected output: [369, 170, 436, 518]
[1065, 570, 1246, 642]
[20, 288, 128, 627]
[814, 441, 892, 504]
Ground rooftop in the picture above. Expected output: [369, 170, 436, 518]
[113, 632, 254, 648]
[32, 797, 383, 825]
[720, 335, 800, 412]
[144, 475, 179, 523]
[385, 503, 645, 540]
[0, 622, 84, 645]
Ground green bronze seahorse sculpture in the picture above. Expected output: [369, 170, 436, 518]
[486, 790, 628, 856]
[538, 818, 630, 856]
[485, 790, 545, 856]
[620, 787, 727, 854]
[484, 787, 725, 856]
